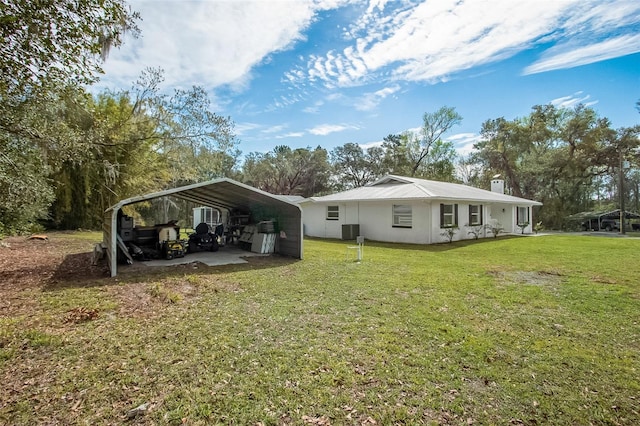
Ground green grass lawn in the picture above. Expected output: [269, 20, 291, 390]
[1, 234, 639, 425]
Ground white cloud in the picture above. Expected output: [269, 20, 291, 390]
[562, 1, 640, 35]
[96, 0, 640, 119]
[99, 0, 349, 90]
[355, 131, 478, 155]
[295, 0, 579, 87]
[308, 123, 359, 136]
[276, 132, 305, 139]
[355, 84, 401, 111]
[262, 125, 288, 134]
[234, 122, 262, 136]
[550, 92, 598, 109]
[524, 34, 640, 75]
[303, 100, 324, 114]
[446, 132, 482, 156]
[358, 140, 383, 150]
[289, 0, 640, 88]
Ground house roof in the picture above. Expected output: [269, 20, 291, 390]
[305, 175, 542, 205]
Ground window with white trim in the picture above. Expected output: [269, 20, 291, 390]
[326, 205, 339, 220]
[392, 204, 412, 228]
[440, 203, 458, 228]
[468, 204, 483, 226]
[517, 206, 530, 225]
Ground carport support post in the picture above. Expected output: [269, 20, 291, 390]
[109, 207, 119, 277]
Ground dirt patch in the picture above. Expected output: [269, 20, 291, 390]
[0, 234, 109, 317]
[106, 281, 164, 318]
[0, 232, 293, 320]
[488, 270, 563, 286]
[64, 307, 100, 324]
[590, 275, 618, 285]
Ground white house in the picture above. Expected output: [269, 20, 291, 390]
[300, 175, 542, 244]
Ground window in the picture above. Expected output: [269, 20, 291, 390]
[392, 204, 412, 228]
[468, 204, 483, 226]
[517, 206, 530, 225]
[326, 205, 339, 220]
[200, 207, 219, 224]
[440, 203, 458, 228]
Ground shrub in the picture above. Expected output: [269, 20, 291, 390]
[516, 221, 529, 235]
[466, 223, 484, 240]
[486, 220, 503, 238]
[440, 226, 458, 243]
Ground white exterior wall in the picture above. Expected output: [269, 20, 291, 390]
[429, 202, 492, 243]
[303, 200, 536, 244]
[301, 202, 343, 238]
[487, 204, 510, 231]
[303, 201, 432, 243]
[489, 203, 534, 234]
[357, 201, 431, 244]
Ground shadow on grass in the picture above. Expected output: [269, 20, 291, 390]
[46, 235, 525, 291]
[46, 252, 110, 290]
[114, 254, 301, 286]
[308, 234, 523, 253]
[45, 251, 300, 291]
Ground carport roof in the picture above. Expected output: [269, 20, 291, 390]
[566, 209, 640, 221]
[106, 178, 300, 213]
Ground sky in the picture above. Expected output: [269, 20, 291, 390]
[97, 0, 640, 157]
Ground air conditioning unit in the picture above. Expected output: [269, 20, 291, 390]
[341, 224, 360, 240]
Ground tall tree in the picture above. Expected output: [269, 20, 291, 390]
[0, 133, 55, 234]
[242, 146, 331, 197]
[407, 106, 462, 176]
[379, 128, 458, 181]
[471, 104, 622, 228]
[330, 142, 386, 189]
[47, 69, 240, 229]
[1, 0, 139, 96]
[0, 85, 93, 233]
[0, 0, 139, 234]
[381, 133, 411, 174]
[418, 139, 458, 182]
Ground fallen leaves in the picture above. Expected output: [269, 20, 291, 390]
[64, 307, 99, 323]
[302, 415, 331, 425]
[126, 402, 150, 419]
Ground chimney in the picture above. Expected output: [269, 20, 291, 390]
[491, 179, 505, 194]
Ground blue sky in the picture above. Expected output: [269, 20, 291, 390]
[98, 0, 640, 157]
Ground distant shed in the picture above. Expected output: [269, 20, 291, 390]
[103, 178, 303, 277]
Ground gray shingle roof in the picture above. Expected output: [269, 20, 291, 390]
[308, 175, 542, 205]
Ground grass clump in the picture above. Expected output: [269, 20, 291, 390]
[148, 283, 183, 304]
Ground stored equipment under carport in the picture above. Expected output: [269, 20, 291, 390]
[186, 222, 220, 253]
[116, 215, 187, 262]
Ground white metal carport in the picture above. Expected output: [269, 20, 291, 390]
[104, 178, 303, 277]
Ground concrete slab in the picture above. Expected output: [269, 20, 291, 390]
[146, 245, 270, 267]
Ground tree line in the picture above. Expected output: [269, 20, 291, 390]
[1, 0, 639, 235]
[244, 103, 640, 231]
